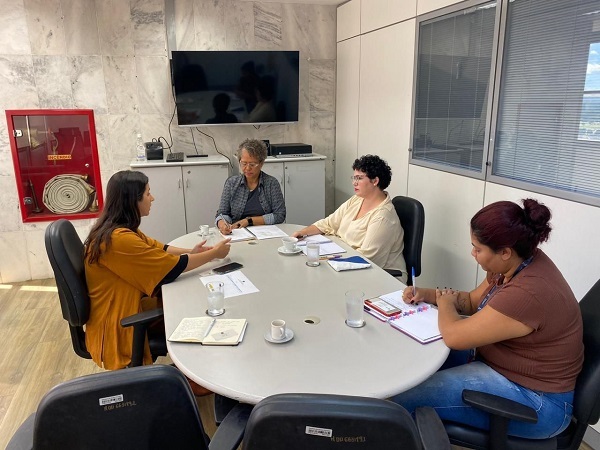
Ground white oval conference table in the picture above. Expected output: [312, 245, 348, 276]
[163, 224, 449, 405]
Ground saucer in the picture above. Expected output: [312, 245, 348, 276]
[264, 328, 294, 343]
[277, 246, 302, 255]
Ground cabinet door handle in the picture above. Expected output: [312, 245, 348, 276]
[186, 179, 190, 189]
[178, 179, 181, 189]
[287, 174, 290, 184]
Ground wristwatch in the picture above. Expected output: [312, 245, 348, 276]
[247, 217, 253, 226]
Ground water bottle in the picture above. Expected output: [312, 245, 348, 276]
[135, 133, 146, 162]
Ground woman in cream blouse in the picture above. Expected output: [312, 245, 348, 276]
[293, 154, 407, 282]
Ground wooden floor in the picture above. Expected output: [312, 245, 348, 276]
[0, 278, 218, 448]
[0, 278, 594, 449]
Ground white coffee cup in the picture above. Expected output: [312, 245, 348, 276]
[271, 319, 287, 340]
[281, 236, 298, 252]
[199, 224, 209, 237]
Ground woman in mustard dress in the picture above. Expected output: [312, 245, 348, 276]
[84, 170, 231, 369]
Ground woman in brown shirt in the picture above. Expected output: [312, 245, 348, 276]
[392, 199, 583, 439]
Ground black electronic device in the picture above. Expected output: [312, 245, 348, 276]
[171, 50, 300, 127]
[145, 141, 164, 160]
[166, 152, 184, 163]
[213, 262, 243, 274]
[270, 143, 312, 156]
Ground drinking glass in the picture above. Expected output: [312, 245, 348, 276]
[305, 242, 320, 267]
[206, 282, 225, 316]
[345, 289, 365, 327]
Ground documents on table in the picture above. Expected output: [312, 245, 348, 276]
[199, 271, 259, 298]
[364, 289, 442, 344]
[247, 225, 287, 240]
[168, 317, 247, 346]
[297, 235, 347, 256]
[220, 227, 255, 242]
[219, 225, 288, 241]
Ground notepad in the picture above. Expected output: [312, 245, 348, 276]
[220, 225, 288, 241]
[168, 317, 247, 346]
[298, 236, 346, 256]
[364, 289, 442, 344]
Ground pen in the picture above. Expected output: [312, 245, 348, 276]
[411, 267, 416, 297]
[320, 255, 342, 260]
[297, 234, 307, 240]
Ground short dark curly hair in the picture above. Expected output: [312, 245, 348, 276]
[352, 155, 392, 190]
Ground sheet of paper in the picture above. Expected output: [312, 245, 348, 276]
[248, 225, 288, 240]
[296, 235, 332, 245]
[300, 241, 346, 256]
[199, 271, 259, 298]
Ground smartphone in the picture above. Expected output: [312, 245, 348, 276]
[364, 298, 402, 317]
[213, 262, 243, 274]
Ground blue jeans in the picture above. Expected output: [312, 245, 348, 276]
[391, 351, 574, 439]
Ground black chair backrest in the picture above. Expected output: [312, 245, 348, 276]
[570, 279, 600, 440]
[32, 365, 209, 450]
[44, 219, 91, 359]
[392, 196, 425, 279]
[243, 393, 423, 449]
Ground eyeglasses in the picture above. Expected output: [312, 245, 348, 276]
[350, 175, 367, 183]
[239, 161, 261, 169]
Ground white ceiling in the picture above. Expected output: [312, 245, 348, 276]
[237, 0, 347, 5]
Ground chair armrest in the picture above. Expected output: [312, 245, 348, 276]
[384, 269, 405, 279]
[462, 390, 538, 423]
[6, 413, 35, 450]
[208, 403, 253, 450]
[120, 308, 164, 367]
[120, 308, 164, 327]
[415, 407, 451, 450]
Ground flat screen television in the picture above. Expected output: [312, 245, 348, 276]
[171, 50, 300, 127]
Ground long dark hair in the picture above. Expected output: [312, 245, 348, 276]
[85, 170, 148, 264]
[470, 199, 552, 259]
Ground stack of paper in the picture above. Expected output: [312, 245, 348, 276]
[297, 235, 346, 256]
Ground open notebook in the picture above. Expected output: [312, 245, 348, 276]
[364, 290, 441, 344]
[297, 235, 346, 256]
[219, 225, 288, 242]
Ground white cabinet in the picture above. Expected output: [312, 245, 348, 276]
[261, 155, 326, 226]
[131, 156, 229, 243]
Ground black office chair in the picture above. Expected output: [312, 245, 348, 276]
[242, 393, 451, 450]
[6, 365, 251, 450]
[44, 219, 166, 367]
[386, 196, 425, 285]
[444, 278, 600, 449]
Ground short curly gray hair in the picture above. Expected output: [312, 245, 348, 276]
[238, 138, 267, 164]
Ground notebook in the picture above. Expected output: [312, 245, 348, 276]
[168, 317, 247, 346]
[364, 289, 441, 344]
[297, 235, 346, 256]
[219, 225, 287, 242]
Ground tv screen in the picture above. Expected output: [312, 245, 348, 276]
[171, 50, 300, 127]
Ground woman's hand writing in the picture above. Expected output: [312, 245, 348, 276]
[218, 219, 232, 235]
[402, 286, 425, 304]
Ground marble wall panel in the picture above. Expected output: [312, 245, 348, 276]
[25, 228, 52, 280]
[0, 120, 13, 177]
[309, 59, 335, 113]
[140, 114, 174, 148]
[282, 4, 336, 60]
[254, 2, 282, 50]
[32, 56, 74, 109]
[0, 231, 31, 283]
[0, 0, 32, 54]
[106, 114, 140, 170]
[96, 0, 133, 56]
[136, 56, 172, 115]
[0, 176, 22, 233]
[62, 0, 100, 55]
[24, 0, 66, 55]
[225, 0, 254, 50]
[173, 0, 195, 50]
[103, 56, 138, 114]
[0, 56, 39, 109]
[131, 0, 167, 56]
[68, 56, 107, 113]
[194, 0, 227, 50]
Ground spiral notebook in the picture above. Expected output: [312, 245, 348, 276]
[364, 289, 442, 344]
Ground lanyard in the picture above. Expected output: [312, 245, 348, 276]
[476, 255, 534, 312]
